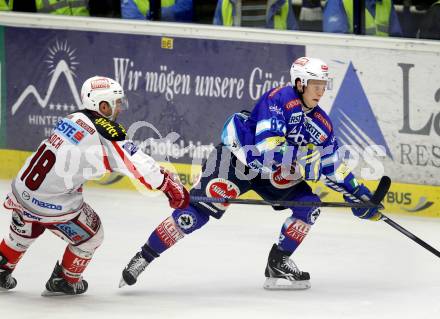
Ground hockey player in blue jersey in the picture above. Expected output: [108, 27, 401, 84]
[119, 57, 382, 290]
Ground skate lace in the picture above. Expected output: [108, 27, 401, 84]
[127, 255, 148, 276]
[4, 274, 16, 288]
[282, 256, 300, 274]
[70, 280, 85, 293]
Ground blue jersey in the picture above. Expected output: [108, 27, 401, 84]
[222, 85, 359, 193]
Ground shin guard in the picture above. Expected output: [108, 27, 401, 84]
[60, 245, 92, 283]
[0, 240, 24, 271]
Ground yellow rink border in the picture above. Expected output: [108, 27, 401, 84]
[1, 149, 439, 218]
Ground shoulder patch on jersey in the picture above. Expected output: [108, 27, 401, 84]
[122, 141, 138, 156]
[285, 98, 302, 110]
[75, 118, 96, 135]
[78, 110, 126, 141]
[268, 104, 283, 115]
[268, 86, 283, 98]
[313, 111, 333, 132]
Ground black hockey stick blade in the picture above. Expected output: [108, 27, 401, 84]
[368, 177, 440, 258]
[380, 214, 440, 258]
[370, 176, 391, 207]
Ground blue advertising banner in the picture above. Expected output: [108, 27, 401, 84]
[6, 26, 304, 163]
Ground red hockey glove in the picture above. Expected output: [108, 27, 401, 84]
[157, 169, 190, 209]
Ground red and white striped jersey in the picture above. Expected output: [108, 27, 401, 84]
[10, 110, 164, 223]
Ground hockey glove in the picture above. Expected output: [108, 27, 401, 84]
[158, 169, 190, 209]
[344, 184, 382, 221]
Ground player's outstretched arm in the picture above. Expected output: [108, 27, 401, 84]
[102, 138, 189, 210]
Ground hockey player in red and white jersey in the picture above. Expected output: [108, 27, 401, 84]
[0, 76, 189, 295]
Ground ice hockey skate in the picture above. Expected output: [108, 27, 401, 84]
[0, 268, 17, 291]
[119, 252, 150, 288]
[263, 244, 311, 290]
[41, 262, 88, 296]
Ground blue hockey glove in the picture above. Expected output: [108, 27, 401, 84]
[344, 184, 382, 221]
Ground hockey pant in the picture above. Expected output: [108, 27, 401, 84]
[1, 201, 103, 283]
[142, 145, 321, 261]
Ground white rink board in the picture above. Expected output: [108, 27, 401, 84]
[1, 13, 440, 185]
[0, 180, 439, 319]
[308, 45, 440, 185]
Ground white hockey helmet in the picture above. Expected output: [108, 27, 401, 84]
[290, 57, 329, 87]
[81, 76, 127, 120]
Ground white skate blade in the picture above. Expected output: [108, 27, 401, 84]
[41, 289, 72, 297]
[263, 277, 311, 290]
[118, 277, 127, 288]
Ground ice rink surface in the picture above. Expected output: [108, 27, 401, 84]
[0, 179, 439, 319]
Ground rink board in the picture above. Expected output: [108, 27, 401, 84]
[0, 14, 439, 218]
[0, 148, 438, 218]
[0, 14, 439, 187]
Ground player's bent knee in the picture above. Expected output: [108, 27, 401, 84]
[172, 205, 210, 234]
[49, 204, 104, 252]
[290, 194, 321, 225]
[75, 224, 104, 253]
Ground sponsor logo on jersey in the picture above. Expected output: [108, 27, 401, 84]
[270, 165, 302, 189]
[305, 121, 327, 143]
[73, 130, 85, 142]
[156, 216, 184, 248]
[329, 62, 392, 158]
[313, 112, 332, 132]
[31, 197, 62, 211]
[248, 159, 263, 171]
[206, 178, 240, 210]
[75, 119, 96, 134]
[122, 141, 139, 156]
[94, 118, 125, 138]
[269, 105, 283, 115]
[285, 98, 302, 110]
[22, 211, 42, 221]
[55, 119, 88, 145]
[21, 191, 30, 201]
[289, 112, 303, 125]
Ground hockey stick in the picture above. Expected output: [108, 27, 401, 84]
[326, 176, 440, 258]
[379, 215, 440, 258]
[190, 176, 391, 209]
[190, 197, 378, 208]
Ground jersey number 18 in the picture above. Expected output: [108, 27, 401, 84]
[20, 144, 56, 191]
